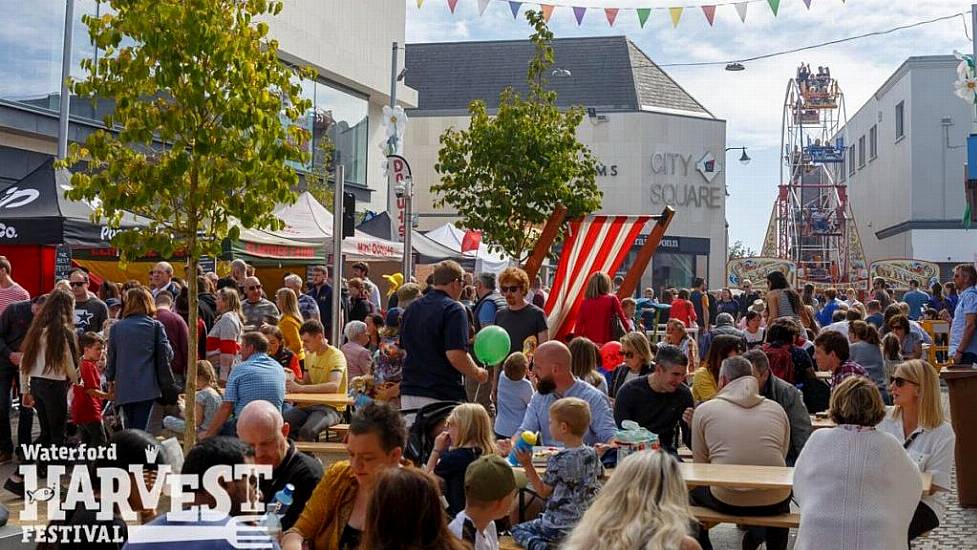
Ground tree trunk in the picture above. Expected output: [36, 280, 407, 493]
[183, 255, 200, 454]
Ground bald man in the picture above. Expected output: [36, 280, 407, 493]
[237, 400, 322, 530]
[507, 341, 616, 447]
[241, 276, 280, 328]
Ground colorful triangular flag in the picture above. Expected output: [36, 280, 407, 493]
[477, 0, 490, 15]
[573, 6, 586, 25]
[447, 0, 458, 13]
[803, 0, 812, 8]
[767, 0, 780, 16]
[669, 6, 683, 28]
[605, 8, 619, 26]
[508, 1, 522, 18]
[637, 8, 651, 28]
[964, 202, 973, 229]
[701, 5, 716, 26]
[416, 0, 424, 8]
[541, 3, 554, 21]
[734, 2, 748, 22]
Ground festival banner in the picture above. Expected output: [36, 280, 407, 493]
[726, 257, 796, 288]
[419, 0, 800, 28]
[869, 259, 941, 292]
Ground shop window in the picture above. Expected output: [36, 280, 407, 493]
[858, 135, 866, 168]
[895, 101, 904, 140]
[869, 125, 878, 160]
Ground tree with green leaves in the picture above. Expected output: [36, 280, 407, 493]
[433, 10, 602, 262]
[60, 0, 311, 448]
[728, 240, 758, 260]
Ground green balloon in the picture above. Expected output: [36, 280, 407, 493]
[474, 326, 511, 366]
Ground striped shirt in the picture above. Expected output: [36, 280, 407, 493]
[0, 284, 29, 317]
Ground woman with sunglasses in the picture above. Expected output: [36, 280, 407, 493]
[888, 314, 923, 360]
[878, 360, 955, 542]
[608, 332, 654, 399]
[562, 450, 701, 550]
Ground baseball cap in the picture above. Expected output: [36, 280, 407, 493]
[384, 307, 403, 328]
[464, 454, 516, 502]
[106, 298, 121, 309]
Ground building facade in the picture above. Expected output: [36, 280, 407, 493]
[835, 55, 972, 274]
[0, 0, 415, 213]
[404, 36, 728, 291]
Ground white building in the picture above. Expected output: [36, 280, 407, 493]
[0, 0, 415, 213]
[404, 36, 728, 291]
[836, 55, 973, 274]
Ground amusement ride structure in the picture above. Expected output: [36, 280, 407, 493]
[753, 63, 868, 287]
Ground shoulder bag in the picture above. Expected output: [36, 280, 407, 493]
[153, 321, 181, 405]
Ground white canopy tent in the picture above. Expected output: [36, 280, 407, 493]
[272, 192, 403, 261]
[423, 223, 511, 274]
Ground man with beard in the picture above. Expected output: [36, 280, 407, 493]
[505, 341, 615, 447]
[613, 344, 692, 456]
[123, 437, 272, 549]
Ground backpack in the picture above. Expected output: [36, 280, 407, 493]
[403, 401, 459, 466]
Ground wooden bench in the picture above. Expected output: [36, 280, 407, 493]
[325, 423, 349, 441]
[690, 505, 801, 529]
[294, 441, 347, 464]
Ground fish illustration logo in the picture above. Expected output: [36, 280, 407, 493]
[145, 444, 160, 463]
[26, 486, 56, 504]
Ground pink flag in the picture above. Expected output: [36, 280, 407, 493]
[605, 8, 619, 26]
[447, 0, 458, 13]
[701, 5, 716, 26]
[541, 3, 554, 21]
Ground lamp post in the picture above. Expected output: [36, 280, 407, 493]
[725, 146, 751, 165]
[57, 0, 76, 159]
[723, 146, 751, 284]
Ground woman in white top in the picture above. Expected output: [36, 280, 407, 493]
[20, 289, 78, 448]
[877, 360, 956, 542]
[206, 287, 244, 382]
[794, 376, 921, 550]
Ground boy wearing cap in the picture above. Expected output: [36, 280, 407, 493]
[449, 454, 516, 550]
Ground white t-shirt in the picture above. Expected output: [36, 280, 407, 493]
[822, 321, 850, 337]
[448, 510, 498, 550]
[877, 410, 956, 522]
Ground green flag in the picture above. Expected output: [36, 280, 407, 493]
[965, 203, 973, 229]
[637, 8, 651, 28]
[768, 0, 780, 15]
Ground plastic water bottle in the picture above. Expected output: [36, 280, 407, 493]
[262, 483, 295, 538]
[507, 431, 538, 466]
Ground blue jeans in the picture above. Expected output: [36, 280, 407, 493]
[511, 518, 565, 550]
[121, 400, 156, 431]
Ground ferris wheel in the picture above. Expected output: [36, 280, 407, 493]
[761, 63, 867, 286]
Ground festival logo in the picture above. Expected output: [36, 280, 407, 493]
[0, 186, 40, 209]
[696, 151, 722, 183]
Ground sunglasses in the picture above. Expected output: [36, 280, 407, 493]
[69, 281, 87, 288]
[889, 325, 905, 331]
[247, 285, 262, 290]
[501, 286, 521, 293]
[889, 376, 918, 387]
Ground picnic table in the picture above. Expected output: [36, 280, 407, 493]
[810, 415, 836, 430]
[285, 393, 351, 408]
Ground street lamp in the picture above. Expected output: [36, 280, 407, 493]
[725, 62, 745, 72]
[726, 146, 750, 165]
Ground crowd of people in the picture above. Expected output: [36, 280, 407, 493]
[0, 251, 973, 549]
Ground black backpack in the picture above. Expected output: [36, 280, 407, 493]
[403, 401, 459, 466]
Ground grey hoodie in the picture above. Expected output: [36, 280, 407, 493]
[692, 375, 791, 506]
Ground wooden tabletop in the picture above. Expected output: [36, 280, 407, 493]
[285, 393, 351, 407]
[811, 415, 836, 430]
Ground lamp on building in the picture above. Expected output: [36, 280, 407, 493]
[552, 68, 572, 78]
[725, 146, 751, 166]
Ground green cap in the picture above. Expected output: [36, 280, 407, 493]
[464, 454, 517, 502]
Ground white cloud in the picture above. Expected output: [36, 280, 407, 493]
[406, 0, 975, 248]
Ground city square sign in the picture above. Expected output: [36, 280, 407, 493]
[649, 150, 723, 209]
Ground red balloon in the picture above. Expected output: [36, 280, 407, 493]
[599, 341, 624, 372]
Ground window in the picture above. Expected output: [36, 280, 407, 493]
[895, 101, 905, 140]
[858, 135, 866, 168]
[869, 125, 878, 160]
[839, 156, 846, 182]
[848, 145, 856, 176]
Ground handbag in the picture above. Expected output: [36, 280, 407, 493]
[153, 321, 181, 406]
[609, 296, 627, 341]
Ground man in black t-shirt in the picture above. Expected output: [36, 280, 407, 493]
[613, 344, 693, 455]
[494, 267, 548, 358]
[237, 400, 323, 531]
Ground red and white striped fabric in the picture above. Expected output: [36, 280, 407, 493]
[544, 215, 652, 341]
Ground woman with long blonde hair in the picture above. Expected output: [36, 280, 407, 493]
[878, 360, 956, 542]
[423, 403, 496, 516]
[275, 287, 305, 361]
[563, 450, 701, 550]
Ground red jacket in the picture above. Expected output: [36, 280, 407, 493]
[668, 299, 698, 328]
[575, 294, 633, 345]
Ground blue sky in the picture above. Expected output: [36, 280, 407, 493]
[405, 0, 975, 251]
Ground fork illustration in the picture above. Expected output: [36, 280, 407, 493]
[126, 515, 275, 549]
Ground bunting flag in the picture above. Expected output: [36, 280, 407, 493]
[477, 0, 490, 15]
[636, 7, 651, 27]
[541, 3, 554, 21]
[544, 216, 652, 340]
[447, 0, 458, 13]
[767, 0, 780, 16]
[803, 0, 812, 8]
[508, 0, 521, 18]
[669, 6, 683, 27]
[573, 6, 587, 25]
[605, 7, 619, 26]
[417, 0, 424, 8]
[735, 2, 749, 22]
[701, 5, 716, 26]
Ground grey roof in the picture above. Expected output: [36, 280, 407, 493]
[404, 36, 712, 117]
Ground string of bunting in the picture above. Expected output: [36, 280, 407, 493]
[418, 0, 845, 28]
